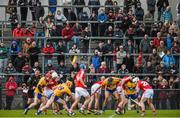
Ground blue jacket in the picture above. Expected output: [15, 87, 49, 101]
[9, 40, 20, 54]
[49, 0, 57, 14]
[163, 10, 173, 22]
[91, 55, 101, 70]
[98, 13, 108, 22]
[162, 55, 176, 68]
[165, 37, 173, 50]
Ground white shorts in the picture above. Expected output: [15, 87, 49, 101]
[91, 84, 101, 94]
[44, 89, 53, 98]
[142, 89, 154, 99]
[75, 87, 90, 98]
[116, 86, 122, 95]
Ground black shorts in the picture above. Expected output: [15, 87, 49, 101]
[27, 89, 34, 98]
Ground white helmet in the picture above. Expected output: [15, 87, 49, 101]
[132, 77, 140, 83]
[52, 72, 58, 78]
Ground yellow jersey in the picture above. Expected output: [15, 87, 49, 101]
[101, 77, 121, 90]
[123, 81, 136, 95]
[34, 77, 47, 94]
[53, 83, 72, 97]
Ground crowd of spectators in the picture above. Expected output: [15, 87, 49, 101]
[0, 0, 179, 110]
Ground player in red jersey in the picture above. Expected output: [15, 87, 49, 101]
[133, 77, 156, 117]
[68, 64, 90, 116]
[87, 76, 106, 114]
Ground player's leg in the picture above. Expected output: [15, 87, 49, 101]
[147, 90, 156, 115]
[57, 98, 69, 112]
[88, 95, 95, 113]
[116, 93, 127, 114]
[80, 89, 90, 112]
[94, 93, 100, 113]
[102, 90, 110, 112]
[139, 94, 148, 116]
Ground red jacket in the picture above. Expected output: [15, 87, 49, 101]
[153, 37, 163, 48]
[23, 29, 35, 37]
[61, 27, 74, 41]
[13, 28, 24, 38]
[5, 77, 17, 96]
[43, 46, 55, 58]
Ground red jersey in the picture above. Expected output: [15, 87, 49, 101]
[75, 69, 86, 88]
[137, 81, 152, 92]
[47, 79, 57, 89]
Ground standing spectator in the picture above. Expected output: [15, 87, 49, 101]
[32, 62, 42, 72]
[56, 41, 66, 64]
[64, 9, 77, 22]
[4, 62, 16, 74]
[69, 44, 80, 65]
[48, 0, 57, 14]
[98, 9, 108, 36]
[153, 32, 163, 48]
[148, 48, 161, 66]
[72, 22, 83, 46]
[18, 0, 28, 26]
[28, 41, 40, 67]
[156, 0, 169, 21]
[35, 1, 45, 21]
[113, 26, 124, 38]
[89, 11, 98, 36]
[55, 10, 67, 24]
[162, 6, 173, 25]
[90, 49, 101, 72]
[123, 0, 133, 13]
[45, 61, 56, 72]
[36, 17, 45, 48]
[22, 37, 32, 56]
[118, 64, 129, 76]
[116, 45, 126, 70]
[81, 27, 91, 53]
[58, 61, 68, 74]
[98, 61, 109, 73]
[44, 12, 55, 22]
[49, 25, 61, 44]
[78, 11, 89, 29]
[5, 76, 17, 110]
[135, 3, 144, 21]
[139, 34, 150, 53]
[144, 11, 154, 34]
[165, 33, 173, 50]
[42, 42, 55, 66]
[113, 1, 120, 13]
[73, 0, 85, 14]
[125, 26, 135, 41]
[9, 11, 19, 31]
[146, 0, 156, 18]
[45, 18, 54, 37]
[14, 52, 26, 72]
[9, 40, 20, 63]
[122, 53, 134, 73]
[162, 50, 176, 69]
[121, 15, 131, 33]
[0, 43, 8, 72]
[104, 26, 114, 37]
[105, 0, 114, 14]
[23, 24, 36, 38]
[12, 24, 24, 45]
[22, 63, 32, 83]
[105, 39, 113, 69]
[112, 46, 119, 72]
[157, 40, 167, 55]
[176, 2, 180, 28]
[7, 0, 17, 14]
[88, 0, 100, 14]
[29, 0, 39, 21]
[125, 40, 135, 54]
[143, 61, 155, 73]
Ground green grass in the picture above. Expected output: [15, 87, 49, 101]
[0, 110, 180, 117]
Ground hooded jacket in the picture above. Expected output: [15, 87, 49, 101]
[9, 41, 20, 54]
[5, 76, 17, 96]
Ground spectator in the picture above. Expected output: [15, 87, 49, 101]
[116, 45, 126, 70]
[90, 49, 101, 71]
[14, 52, 26, 72]
[0, 79, 1, 109]
[45, 61, 56, 72]
[69, 44, 80, 65]
[122, 53, 134, 73]
[156, 0, 169, 21]
[70, 62, 79, 73]
[171, 42, 180, 54]
[146, 0, 156, 18]
[108, 10, 116, 22]
[98, 9, 108, 36]
[48, 0, 57, 14]
[58, 61, 68, 74]
[113, 1, 120, 13]
[22, 37, 32, 56]
[96, 42, 106, 56]
[64, 9, 77, 22]
[45, 18, 54, 37]
[121, 15, 131, 33]
[105, 39, 113, 69]
[72, 22, 83, 46]
[176, 2, 180, 28]
[0, 43, 8, 72]
[5, 76, 17, 110]
[87, 64, 96, 85]
[49, 25, 61, 43]
[89, 11, 98, 36]
[162, 6, 173, 25]
[12, 24, 24, 44]
[18, 0, 28, 26]
[105, 0, 114, 14]
[162, 50, 176, 69]
[73, 0, 85, 14]
[139, 34, 150, 53]
[123, 0, 133, 13]
[118, 64, 129, 77]
[7, 0, 17, 14]
[78, 11, 89, 28]
[55, 10, 67, 24]
[23, 23, 36, 37]
[133, 63, 143, 73]
[81, 27, 91, 53]
[157, 41, 167, 57]
[104, 25, 114, 37]
[22, 63, 32, 83]
[135, 3, 144, 21]
[9, 11, 19, 31]
[9, 40, 20, 63]
[113, 26, 124, 38]
[56, 41, 66, 64]
[28, 41, 40, 67]
[36, 17, 45, 48]
[98, 61, 109, 73]
[156, 61, 167, 74]
[88, 0, 100, 14]
[42, 42, 55, 66]
[143, 61, 155, 73]
[4, 62, 16, 74]
[32, 62, 42, 73]
[153, 32, 163, 48]
[148, 48, 161, 66]
[44, 12, 55, 22]
[35, 1, 45, 21]
[112, 46, 119, 72]
[29, 0, 39, 20]
[144, 11, 154, 34]
[125, 26, 135, 41]
[165, 33, 173, 50]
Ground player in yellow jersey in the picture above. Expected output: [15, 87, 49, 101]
[115, 76, 138, 114]
[92, 77, 121, 113]
[24, 71, 51, 115]
[35, 80, 73, 115]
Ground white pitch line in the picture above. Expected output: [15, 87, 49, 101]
[109, 114, 116, 118]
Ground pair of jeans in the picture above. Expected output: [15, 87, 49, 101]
[6, 96, 14, 110]
[36, 32, 45, 48]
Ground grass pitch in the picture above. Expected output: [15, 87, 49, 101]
[0, 110, 180, 117]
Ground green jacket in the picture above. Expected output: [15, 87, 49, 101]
[0, 46, 8, 59]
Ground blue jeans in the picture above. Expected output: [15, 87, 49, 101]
[36, 32, 45, 48]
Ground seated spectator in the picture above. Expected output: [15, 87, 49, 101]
[81, 27, 91, 53]
[156, 61, 167, 74]
[70, 62, 79, 73]
[115, 9, 124, 21]
[121, 15, 131, 33]
[44, 12, 55, 22]
[113, 1, 120, 13]
[22, 37, 32, 56]
[144, 11, 154, 30]
[49, 25, 61, 43]
[98, 61, 109, 73]
[9, 40, 20, 63]
[139, 34, 150, 53]
[162, 50, 176, 69]
[133, 63, 143, 73]
[58, 61, 68, 74]
[42, 42, 55, 66]
[32, 62, 42, 73]
[122, 53, 134, 73]
[165, 33, 173, 50]
[157, 41, 167, 57]
[135, 3, 144, 21]
[4, 62, 16, 74]
[55, 10, 67, 23]
[72, 22, 83, 46]
[36, 17, 45, 48]
[23, 23, 36, 37]
[116, 45, 126, 70]
[28, 41, 40, 67]
[22, 63, 32, 83]
[0, 42, 8, 72]
[113, 26, 124, 38]
[153, 32, 163, 48]
[12, 24, 24, 44]
[45, 61, 56, 72]
[168, 63, 178, 75]
[45, 18, 54, 37]
[171, 42, 180, 54]
[104, 25, 114, 37]
[148, 48, 161, 66]
[162, 6, 173, 26]
[118, 64, 129, 76]
[143, 61, 155, 73]
[78, 11, 89, 28]
[14, 52, 25, 72]
[90, 49, 101, 71]
[5, 76, 17, 110]
[124, 40, 135, 54]
[108, 10, 115, 22]
[136, 24, 146, 37]
[105, 39, 113, 69]
[96, 42, 106, 55]
[69, 44, 80, 65]
[56, 41, 66, 64]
